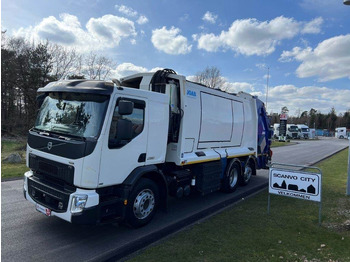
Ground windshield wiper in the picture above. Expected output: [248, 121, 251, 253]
[32, 127, 85, 141]
[50, 130, 86, 141]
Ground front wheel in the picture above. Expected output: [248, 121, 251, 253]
[126, 178, 159, 228]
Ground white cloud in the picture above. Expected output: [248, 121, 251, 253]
[14, 13, 136, 52]
[280, 34, 350, 81]
[151, 26, 192, 55]
[137, 15, 149, 25]
[115, 5, 148, 25]
[266, 85, 350, 114]
[86, 15, 136, 45]
[115, 5, 138, 17]
[202, 11, 217, 24]
[256, 63, 268, 70]
[222, 81, 256, 94]
[196, 16, 322, 56]
[110, 63, 164, 79]
[150, 67, 164, 72]
[301, 17, 323, 34]
[111, 62, 148, 79]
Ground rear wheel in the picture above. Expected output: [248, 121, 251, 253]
[126, 178, 159, 228]
[221, 159, 241, 193]
[239, 160, 256, 186]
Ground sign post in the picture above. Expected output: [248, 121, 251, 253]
[268, 162, 322, 225]
[279, 114, 288, 142]
[347, 139, 350, 196]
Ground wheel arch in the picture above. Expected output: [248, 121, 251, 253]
[229, 157, 242, 174]
[123, 165, 168, 210]
[246, 156, 257, 176]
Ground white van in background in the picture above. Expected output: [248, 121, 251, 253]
[335, 127, 347, 139]
[273, 123, 280, 138]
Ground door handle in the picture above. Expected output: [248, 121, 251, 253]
[138, 153, 146, 163]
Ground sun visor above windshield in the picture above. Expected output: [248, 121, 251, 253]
[38, 80, 114, 95]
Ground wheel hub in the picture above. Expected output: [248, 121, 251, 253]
[133, 189, 155, 219]
[244, 166, 252, 182]
[229, 168, 238, 187]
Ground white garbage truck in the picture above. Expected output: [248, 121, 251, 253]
[23, 69, 272, 227]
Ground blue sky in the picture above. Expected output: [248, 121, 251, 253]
[2, 0, 350, 115]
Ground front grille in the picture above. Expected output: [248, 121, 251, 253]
[29, 154, 74, 185]
[39, 161, 58, 176]
[28, 177, 72, 212]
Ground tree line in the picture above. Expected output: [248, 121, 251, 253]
[270, 107, 350, 130]
[1, 32, 114, 135]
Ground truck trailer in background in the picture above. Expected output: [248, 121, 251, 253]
[23, 69, 272, 227]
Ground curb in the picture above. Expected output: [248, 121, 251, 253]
[1, 176, 23, 182]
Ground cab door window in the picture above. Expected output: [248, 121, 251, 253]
[108, 99, 145, 149]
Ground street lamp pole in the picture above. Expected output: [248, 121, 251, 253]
[265, 67, 270, 112]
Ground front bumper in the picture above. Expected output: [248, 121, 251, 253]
[23, 171, 100, 224]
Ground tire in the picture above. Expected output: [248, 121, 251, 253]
[339, 135, 344, 139]
[221, 159, 241, 193]
[126, 178, 159, 228]
[239, 160, 256, 186]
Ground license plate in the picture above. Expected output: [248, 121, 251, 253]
[36, 203, 51, 217]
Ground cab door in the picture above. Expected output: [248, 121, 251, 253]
[99, 95, 148, 186]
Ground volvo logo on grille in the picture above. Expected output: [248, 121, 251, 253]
[47, 142, 53, 151]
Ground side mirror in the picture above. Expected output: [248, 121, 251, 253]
[118, 100, 134, 115]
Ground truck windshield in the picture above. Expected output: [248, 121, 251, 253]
[34, 92, 109, 139]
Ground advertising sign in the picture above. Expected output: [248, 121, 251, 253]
[269, 168, 321, 202]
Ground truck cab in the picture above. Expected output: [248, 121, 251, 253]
[287, 124, 301, 139]
[297, 124, 310, 139]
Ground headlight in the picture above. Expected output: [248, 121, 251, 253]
[71, 194, 88, 214]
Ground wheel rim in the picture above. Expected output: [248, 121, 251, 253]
[229, 166, 238, 188]
[133, 189, 155, 220]
[244, 165, 253, 182]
